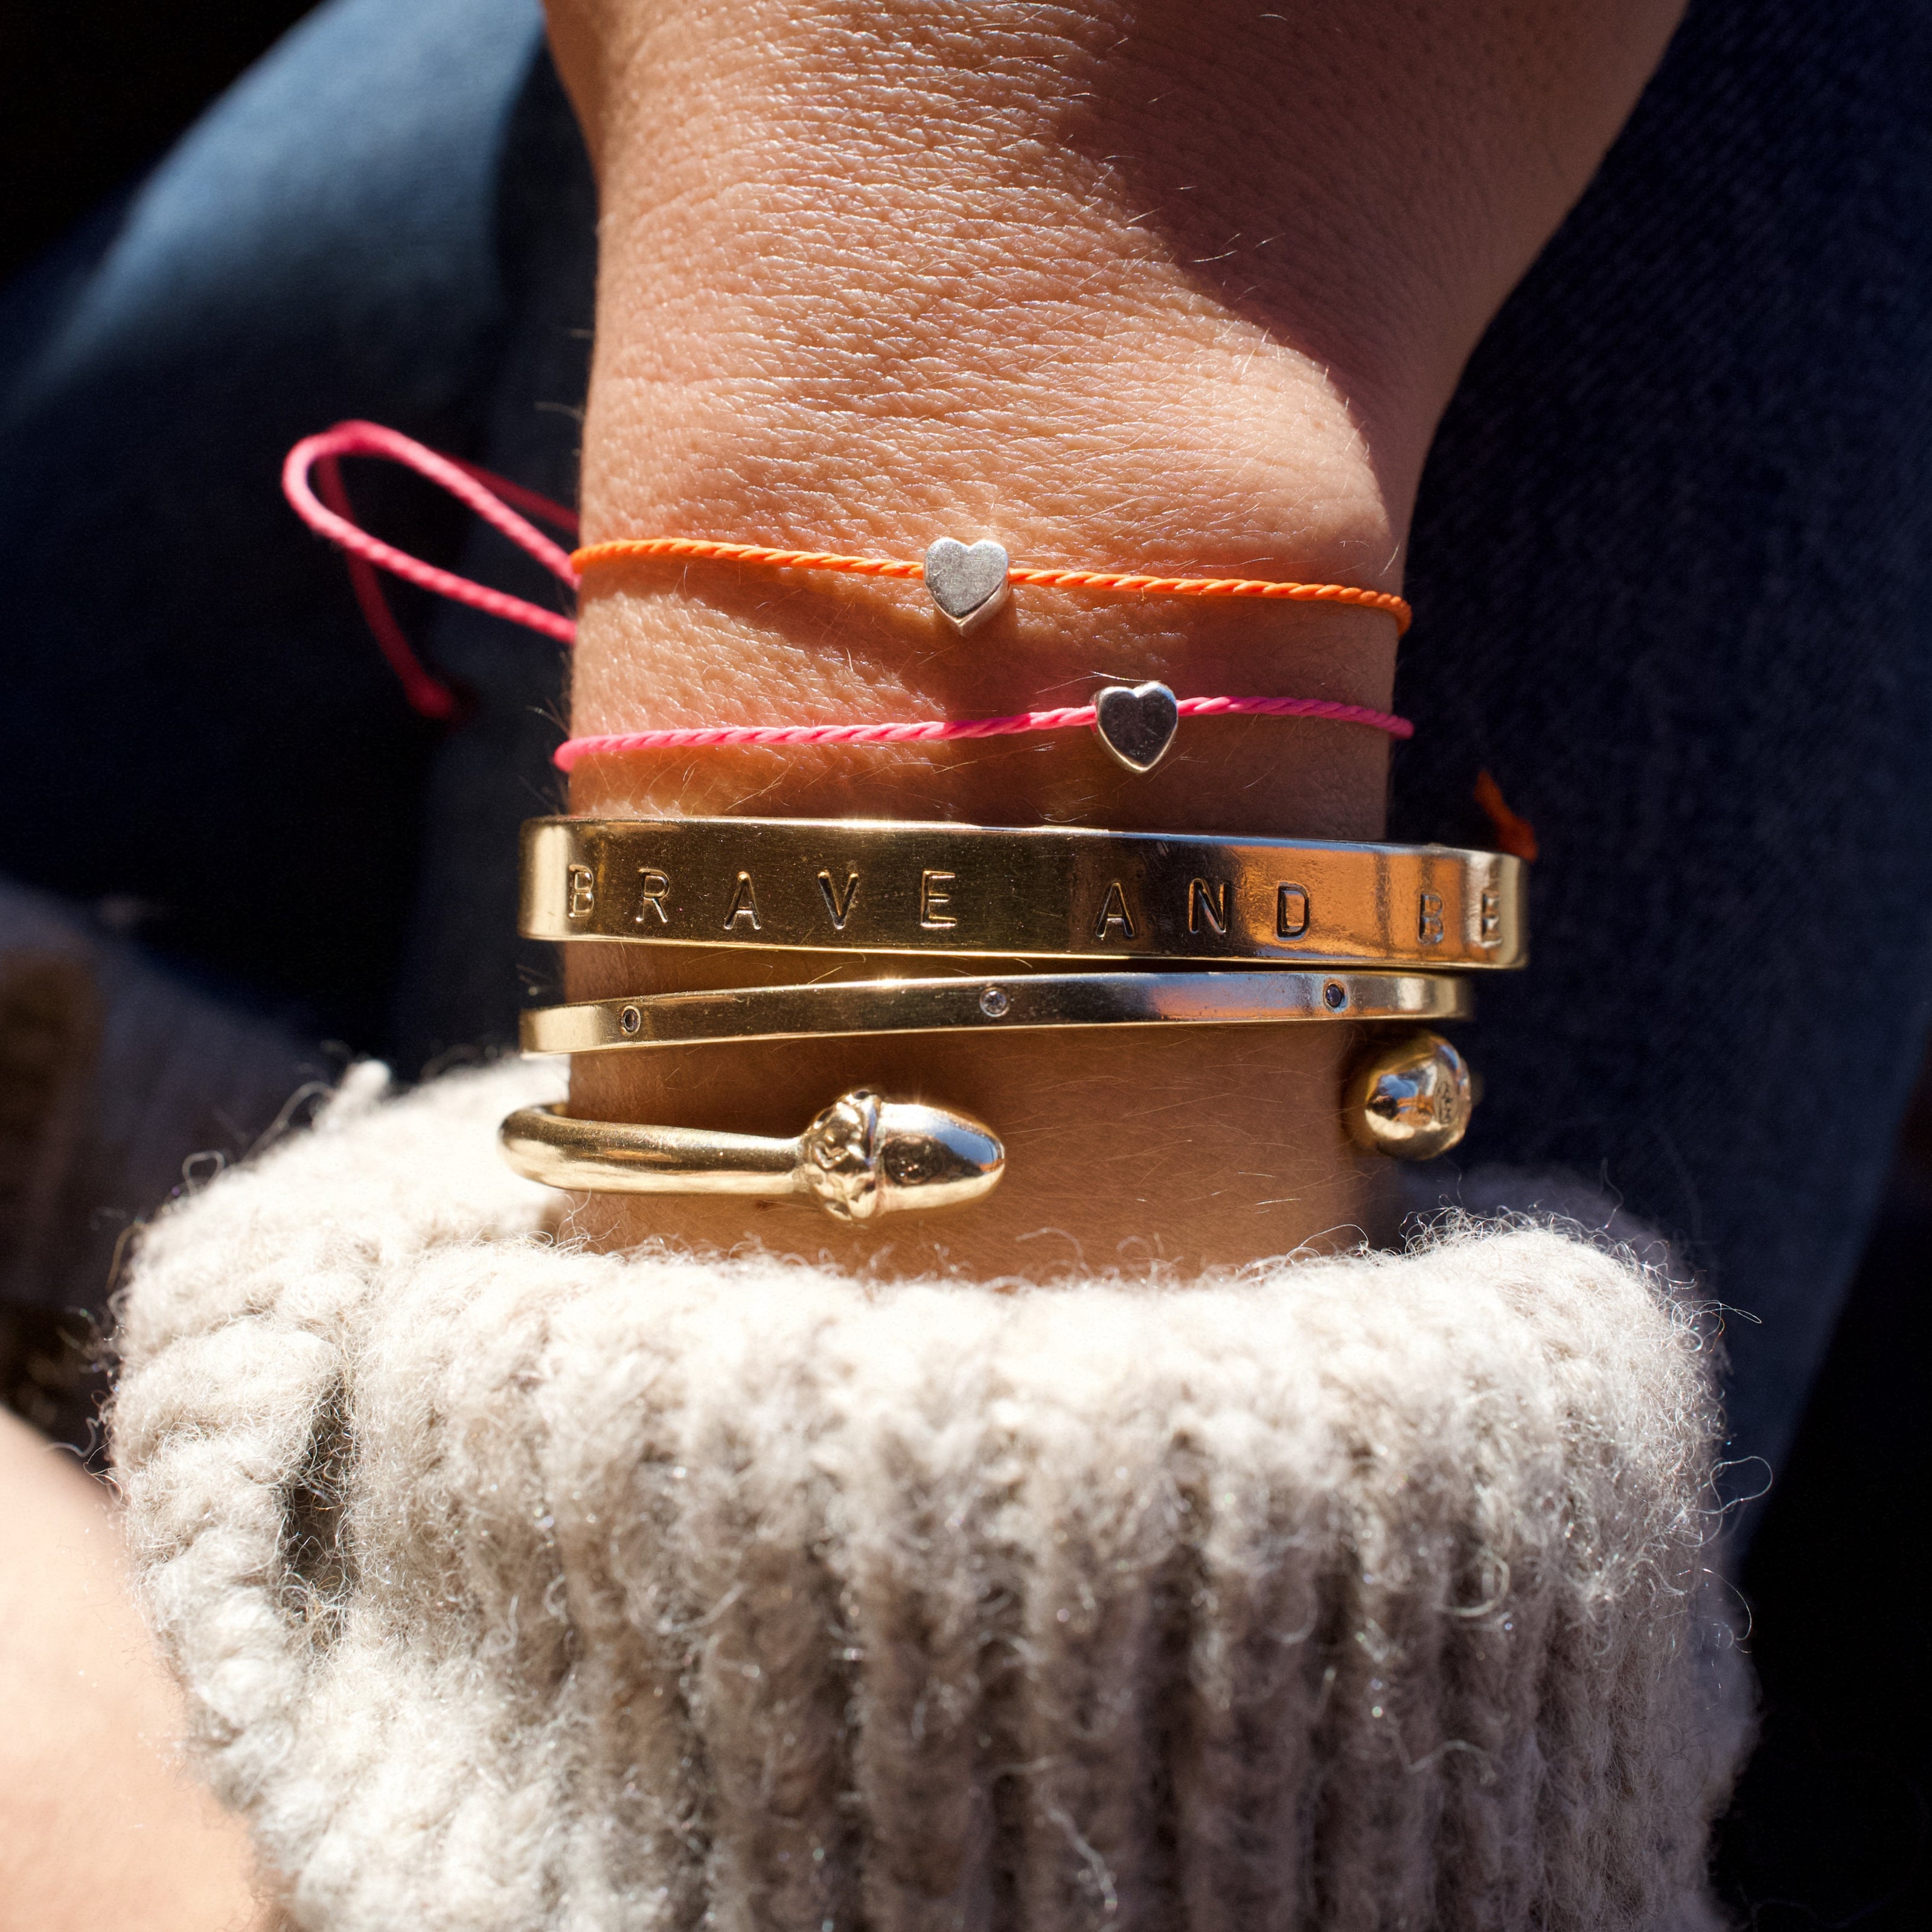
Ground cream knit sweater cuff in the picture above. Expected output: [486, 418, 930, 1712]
[110, 1061, 1748, 1932]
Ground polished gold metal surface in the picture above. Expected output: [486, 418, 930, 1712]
[519, 968, 1475, 1055]
[1344, 1032, 1475, 1160]
[520, 817, 1527, 968]
[500, 1089, 1005, 1218]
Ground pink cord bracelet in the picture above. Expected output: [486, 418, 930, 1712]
[284, 420, 580, 718]
[283, 421, 1415, 773]
[558, 693, 1412, 775]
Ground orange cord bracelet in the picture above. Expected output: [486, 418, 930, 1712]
[571, 537, 1413, 636]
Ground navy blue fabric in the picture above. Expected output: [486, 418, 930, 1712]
[1392, 0, 1932, 1489]
[0, 0, 575, 1046]
[2, 0, 1928, 1489]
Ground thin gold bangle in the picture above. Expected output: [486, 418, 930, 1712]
[518, 969, 1474, 1057]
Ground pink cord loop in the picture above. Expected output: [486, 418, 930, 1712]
[282, 420, 580, 717]
[554, 694, 1412, 772]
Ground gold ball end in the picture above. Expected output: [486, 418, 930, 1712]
[1345, 1032, 1475, 1161]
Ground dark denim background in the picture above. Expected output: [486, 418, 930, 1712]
[3, 0, 1929, 1503]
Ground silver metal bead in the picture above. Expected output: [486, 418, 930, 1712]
[1093, 681, 1180, 773]
[923, 538, 1011, 632]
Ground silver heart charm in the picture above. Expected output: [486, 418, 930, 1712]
[1093, 682, 1180, 773]
[924, 539, 1011, 633]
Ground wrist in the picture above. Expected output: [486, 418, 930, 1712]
[540, 0, 1683, 1270]
[555, 8, 1415, 1271]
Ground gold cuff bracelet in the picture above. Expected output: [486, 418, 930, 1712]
[501, 1026, 1469, 1219]
[520, 816, 1526, 968]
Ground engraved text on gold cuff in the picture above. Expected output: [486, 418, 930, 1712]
[519, 817, 1527, 968]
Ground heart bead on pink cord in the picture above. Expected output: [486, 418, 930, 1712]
[554, 690, 1411, 775]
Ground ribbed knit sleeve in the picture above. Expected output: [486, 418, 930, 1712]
[111, 1062, 1748, 1932]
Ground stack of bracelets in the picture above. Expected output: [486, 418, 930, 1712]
[279, 424, 1529, 1219]
[492, 531, 1532, 1222]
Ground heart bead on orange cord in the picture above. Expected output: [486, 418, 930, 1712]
[572, 534, 1413, 637]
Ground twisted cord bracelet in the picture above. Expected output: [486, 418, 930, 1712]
[282, 421, 1414, 770]
[557, 695, 1412, 773]
[284, 420, 581, 718]
[572, 537, 1412, 635]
